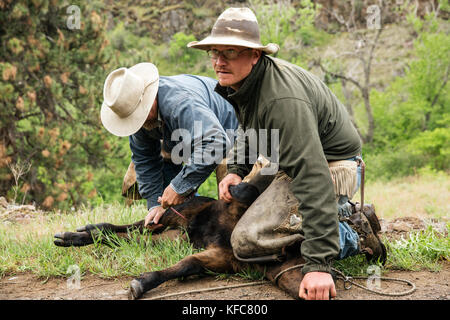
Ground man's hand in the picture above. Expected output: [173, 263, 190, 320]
[144, 206, 166, 226]
[299, 272, 337, 300]
[159, 185, 185, 209]
[218, 173, 242, 202]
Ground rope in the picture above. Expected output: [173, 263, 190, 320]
[274, 264, 305, 285]
[273, 264, 416, 297]
[141, 264, 416, 300]
[331, 267, 416, 297]
[143, 281, 269, 300]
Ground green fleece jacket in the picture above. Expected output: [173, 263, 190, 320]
[215, 55, 362, 274]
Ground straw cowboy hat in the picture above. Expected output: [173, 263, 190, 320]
[100, 62, 159, 137]
[187, 7, 279, 55]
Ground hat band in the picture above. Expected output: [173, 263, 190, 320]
[111, 77, 158, 119]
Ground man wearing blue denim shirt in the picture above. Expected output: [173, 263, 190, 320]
[100, 63, 238, 225]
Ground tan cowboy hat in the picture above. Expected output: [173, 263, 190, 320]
[187, 7, 279, 55]
[100, 62, 159, 137]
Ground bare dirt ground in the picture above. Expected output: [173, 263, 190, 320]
[0, 217, 448, 300]
[1, 262, 449, 300]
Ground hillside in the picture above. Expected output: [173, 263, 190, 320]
[102, 0, 447, 43]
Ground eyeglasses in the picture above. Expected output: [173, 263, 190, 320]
[207, 48, 252, 60]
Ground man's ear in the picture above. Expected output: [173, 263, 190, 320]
[148, 97, 158, 120]
[251, 49, 262, 66]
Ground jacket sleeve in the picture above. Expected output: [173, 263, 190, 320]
[226, 124, 254, 179]
[260, 98, 340, 275]
[168, 95, 234, 196]
[129, 129, 164, 210]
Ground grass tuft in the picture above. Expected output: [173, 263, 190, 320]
[333, 222, 449, 278]
[383, 224, 449, 272]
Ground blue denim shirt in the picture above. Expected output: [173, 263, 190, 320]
[129, 75, 238, 209]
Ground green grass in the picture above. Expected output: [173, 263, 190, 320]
[0, 171, 220, 280]
[333, 222, 449, 278]
[0, 202, 199, 279]
[383, 224, 450, 272]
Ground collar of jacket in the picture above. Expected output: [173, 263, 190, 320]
[214, 55, 268, 112]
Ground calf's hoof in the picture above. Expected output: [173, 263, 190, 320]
[54, 231, 92, 247]
[128, 279, 144, 300]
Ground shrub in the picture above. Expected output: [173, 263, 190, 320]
[0, 1, 124, 209]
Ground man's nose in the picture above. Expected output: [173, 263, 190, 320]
[215, 55, 227, 66]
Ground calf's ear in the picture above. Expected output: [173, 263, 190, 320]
[229, 183, 260, 205]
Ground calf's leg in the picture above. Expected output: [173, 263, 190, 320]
[75, 220, 146, 233]
[54, 220, 165, 247]
[129, 246, 236, 299]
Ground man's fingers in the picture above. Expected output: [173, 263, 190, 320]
[218, 186, 227, 201]
[153, 213, 160, 224]
[323, 288, 330, 300]
[218, 182, 226, 199]
[219, 182, 233, 202]
[307, 288, 316, 300]
[222, 189, 233, 202]
[145, 207, 165, 226]
[157, 196, 167, 209]
[144, 212, 154, 227]
[316, 287, 326, 300]
[330, 284, 337, 299]
[218, 174, 242, 202]
[299, 282, 307, 300]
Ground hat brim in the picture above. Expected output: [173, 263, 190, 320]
[187, 36, 279, 55]
[101, 63, 159, 137]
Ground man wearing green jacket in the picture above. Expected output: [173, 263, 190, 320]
[188, 7, 383, 300]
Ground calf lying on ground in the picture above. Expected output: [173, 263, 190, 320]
[54, 172, 308, 300]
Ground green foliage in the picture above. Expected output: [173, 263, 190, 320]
[160, 32, 213, 76]
[107, 24, 211, 76]
[197, 172, 218, 199]
[365, 18, 449, 179]
[439, 0, 450, 12]
[251, 0, 314, 47]
[407, 127, 450, 171]
[0, 0, 125, 209]
[168, 32, 203, 69]
[249, 0, 331, 70]
[0, 1, 215, 210]
[250, 0, 329, 59]
[107, 21, 155, 67]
